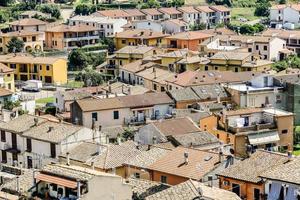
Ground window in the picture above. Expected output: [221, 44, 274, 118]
[32, 36, 36, 41]
[248, 48, 252, 52]
[50, 143, 56, 158]
[281, 129, 288, 134]
[256, 45, 259, 50]
[0, 130, 5, 142]
[119, 60, 123, 66]
[1, 150, 7, 163]
[40, 65, 42, 70]
[23, 37, 27, 42]
[254, 188, 260, 200]
[205, 66, 208, 71]
[215, 66, 218, 70]
[232, 183, 240, 196]
[113, 111, 119, 120]
[46, 65, 50, 71]
[235, 67, 238, 72]
[160, 175, 167, 183]
[121, 40, 126, 44]
[153, 84, 157, 91]
[264, 46, 268, 51]
[92, 112, 98, 121]
[10, 64, 16, 69]
[134, 173, 140, 179]
[264, 55, 268, 59]
[161, 87, 165, 92]
[51, 184, 58, 191]
[26, 138, 32, 152]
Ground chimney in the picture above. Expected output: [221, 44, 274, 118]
[66, 152, 70, 166]
[77, 179, 81, 198]
[34, 117, 38, 126]
[184, 152, 189, 164]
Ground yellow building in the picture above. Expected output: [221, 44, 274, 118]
[203, 51, 273, 72]
[0, 63, 15, 92]
[0, 31, 44, 53]
[0, 54, 67, 84]
[114, 29, 169, 50]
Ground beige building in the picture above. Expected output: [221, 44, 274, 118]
[9, 18, 47, 32]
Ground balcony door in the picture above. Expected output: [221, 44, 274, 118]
[11, 133, 17, 149]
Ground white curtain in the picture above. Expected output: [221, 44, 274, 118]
[285, 186, 297, 200]
[267, 182, 282, 200]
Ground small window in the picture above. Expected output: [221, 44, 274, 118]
[51, 184, 58, 191]
[254, 188, 260, 200]
[40, 65, 42, 70]
[46, 65, 50, 71]
[50, 143, 56, 158]
[248, 48, 252, 52]
[134, 173, 140, 179]
[121, 40, 126, 44]
[161, 87, 165, 92]
[0, 130, 5, 142]
[92, 112, 98, 121]
[281, 129, 288, 134]
[256, 45, 259, 50]
[153, 84, 157, 91]
[205, 66, 208, 71]
[32, 36, 36, 41]
[215, 67, 218, 70]
[264, 46, 268, 51]
[113, 111, 119, 120]
[161, 175, 167, 183]
[26, 138, 32, 152]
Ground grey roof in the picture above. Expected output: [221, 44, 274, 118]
[146, 179, 241, 200]
[101, 126, 130, 139]
[260, 157, 300, 185]
[61, 90, 92, 101]
[171, 132, 220, 148]
[22, 121, 83, 143]
[60, 142, 99, 163]
[124, 147, 170, 168]
[0, 114, 47, 133]
[128, 178, 170, 199]
[191, 84, 229, 100]
[173, 109, 211, 124]
[168, 88, 200, 101]
[217, 150, 289, 183]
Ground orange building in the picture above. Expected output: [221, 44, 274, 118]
[217, 150, 289, 200]
[147, 146, 222, 185]
[164, 31, 213, 51]
[45, 24, 100, 51]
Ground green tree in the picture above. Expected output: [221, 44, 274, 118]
[0, 0, 14, 6]
[121, 128, 135, 141]
[75, 4, 96, 15]
[75, 66, 103, 86]
[102, 37, 115, 54]
[272, 55, 300, 72]
[6, 37, 24, 53]
[68, 49, 89, 71]
[190, 23, 207, 31]
[254, 0, 271, 17]
[141, 0, 160, 8]
[278, 0, 286, 4]
[36, 4, 61, 19]
[3, 100, 20, 110]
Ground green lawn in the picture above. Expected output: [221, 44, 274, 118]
[36, 97, 55, 104]
[62, 80, 84, 88]
[231, 7, 259, 25]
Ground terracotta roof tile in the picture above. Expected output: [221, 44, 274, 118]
[141, 8, 163, 16]
[97, 9, 130, 18]
[166, 31, 212, 40]
[158, 7, 182, 15]
[210, 5, 230, 12]
[178, 6, 199, 13]
[46, 24, 98, 32]
[195, 6, 215, 13]
[9, 18, 47, 26]
[115, 29, 169, 39]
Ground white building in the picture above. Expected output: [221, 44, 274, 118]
[178, 6, 201, 26]
[0, 114, 95, 169]
[131, 20, 163, 32]
[270, 4, 300, 29]
[162, 19, 189, 34]
[69, 15, 127, 37]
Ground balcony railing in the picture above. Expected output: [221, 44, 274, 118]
[228, 122, 276, 133]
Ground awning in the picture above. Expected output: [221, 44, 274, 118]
[248, 131, 280, 145]
[36, 174, 78, 189]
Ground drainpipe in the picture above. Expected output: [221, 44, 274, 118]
[77, 179, 81, 199]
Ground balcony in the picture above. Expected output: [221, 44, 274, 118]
[63, 35, 100, 43]
[228, 122, 276, 133]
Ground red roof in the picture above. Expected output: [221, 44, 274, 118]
[36, 173, 77, 189]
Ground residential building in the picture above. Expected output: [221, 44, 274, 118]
[135, 66, 175, 92]
[0, 88, 13, 105]
[161, 19, 189, 34]
[0, 31, 44, 53]
[8, 18, 47, 32]
[260, 157, 300, 200]
[123, 9, 146, 21]
[163, 31, 213, 51]
[114, 29, 169, 50]
[45, 24, 100, 51]
[261, 28, 300, 55]
[0, 114, 95, 169]
[135, 117, 203, 145]
[147, 146, 225, 185]
[69, 15, 127, 37]
[141, 9, 164, 21]
[176, 55, 210, 72]
[0, 63, 15, 92]
[206, 51, 273, 72]
[32, 164, 132, 199]
[218, 150, 289, 200]
[93, 9, 130, 20]
[178, 6, 201, 26]
[158, 7, 182, 20]
[165, 70, 262, 90]
[146, 179, 241, 200]
[60, 141, 141, 177]
[168, 84, 230, 109]
[123, 147, 171, 180]
[269, 4, 300, 28]
[131, 20, 163, 32]
[226, 74, 286, 109]
[119, 59, 161, 85]
[210, 5, 231, 24]
[217, 107, 294, 157]
[70, 92, 174, 128]
[0, 54, 67, 84]
[210, 35, 287, 61]
[195, 6, 216, 25]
